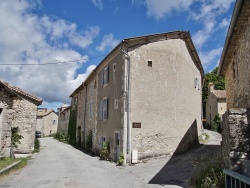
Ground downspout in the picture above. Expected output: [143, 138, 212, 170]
[121, 44, 131, 164]
[83, 83, 87, 148]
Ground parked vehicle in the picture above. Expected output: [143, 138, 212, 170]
[36, 131, 42, 138]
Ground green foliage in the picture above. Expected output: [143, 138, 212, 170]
[202, 67, 225, 105]
[54, 131, 68, 143]
[33, 138, 40, 153]
[191, 154, 225, 188]
[211, 114, 221, 133]
[117, 152, 124, 166]
[11, 127, 23, 148]
[86, 130, 93, 151]
[0, 157, 30, 175]
[0, 157, 19, 171]
[68, 106, 77, 146]
[101, 141, 110, 160]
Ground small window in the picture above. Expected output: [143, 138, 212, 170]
[101, 66, 109, 86]
[114, 99, 118, 109]
[148, 61, 152, 67]
[100, 97, 109, 120]
[113, 63, 116, 72]
[53, 120, 56, 125]
[194, 78, 200, 90]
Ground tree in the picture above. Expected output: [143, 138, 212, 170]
[202, 67, 225, 117]
[211, 114, 222, 133]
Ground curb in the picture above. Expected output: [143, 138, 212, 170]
[0, 160, 21, 175]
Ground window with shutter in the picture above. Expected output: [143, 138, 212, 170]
[100, 100, 103, 120]
[103, 66, 109, 86]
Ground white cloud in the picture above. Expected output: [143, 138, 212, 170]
[96, 34, 119, 52]
[0, 0, 99, 105]
[141, 0, 195, 20]
[199, 47, 223, 69]
[92, 0, 103, 10]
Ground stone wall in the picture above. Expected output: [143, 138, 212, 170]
[0, 90, 13, 157]
[12, 97, 38, 154]
[221, 108, 250, 173]
[41, 112, 58, 136]
[224, 11, 250, 109]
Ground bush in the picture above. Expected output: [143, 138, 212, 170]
[54, 131, 67, 143]
[100, 141, 110, 160]
[86, 130, 92, 151]
[211, 114, 221, 133]
[117, 152, 124, 166]
[33, 138, 40, 153]
[190, 155, 225, 188]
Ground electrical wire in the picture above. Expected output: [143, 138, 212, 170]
[0, 54, 106, 66]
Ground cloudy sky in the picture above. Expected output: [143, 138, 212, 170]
[0, 0, 235, 110]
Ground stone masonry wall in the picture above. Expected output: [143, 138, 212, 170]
[0, 90, 14, 157]
[221, 108, 250, 173]
[225, 10, 250, 109]
[12, 97, 38, 154]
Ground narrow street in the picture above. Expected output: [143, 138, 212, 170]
[0, 130, 221, 188]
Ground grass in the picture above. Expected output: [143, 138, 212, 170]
[0, 156, 31, 175]
[199, 133, 210, 144]
[190, 154, 225, 188]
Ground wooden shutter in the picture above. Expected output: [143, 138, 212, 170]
[99, 100, 103, 120]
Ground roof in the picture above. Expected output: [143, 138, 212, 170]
[37, 109, 57, 117]
[0, 80, 42, 105]
[218, 0, 250, 75]
[71, 31, 204, 95]
[213, 90, 226, 99]
[60, 105, 71, 113]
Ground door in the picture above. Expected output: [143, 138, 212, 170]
[114, 133, 120, 161]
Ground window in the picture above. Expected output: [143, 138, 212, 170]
[114, 99, 118, 109]
[100, 97, 108, 120]
[101, 66, 109, 86]
[148, 60, 152, 67]
[74, 96, 77, 105]
[90, 104, 92, 118]
[194, 78, 200, 90]
[53, 120, 56, 125]
[90, 83, 94, 96]
[113, 63, 116, 72]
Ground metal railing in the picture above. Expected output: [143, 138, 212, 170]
[224, 169, 250, 188]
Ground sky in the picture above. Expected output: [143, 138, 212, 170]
[0, 0, 235, 110]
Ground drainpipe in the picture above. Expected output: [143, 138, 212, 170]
[83, 83, 87, 148]
[121, 44, 131, 164]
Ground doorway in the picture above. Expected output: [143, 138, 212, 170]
[114, 132, 120, 161]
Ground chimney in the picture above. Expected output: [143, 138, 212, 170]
[208, 82, 214, 94]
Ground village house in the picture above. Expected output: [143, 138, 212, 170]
[206, 82, 226, 126]
[0, 80, 42, 157]
[57, 104, 71, 136]
[71, 31, 204, 163]
[37, 108, 58, 137]
[218, 0, 250, 176]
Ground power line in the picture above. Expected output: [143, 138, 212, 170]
[0, 54, 106, 66]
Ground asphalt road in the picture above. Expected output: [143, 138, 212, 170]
[0, 130, 221, 188]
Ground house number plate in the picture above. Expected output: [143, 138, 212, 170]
[132, 122, 141, 128]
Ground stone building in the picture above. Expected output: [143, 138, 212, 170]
[71, 31, 204, 163]
[0, 80, 42, 157]
[206, 83, 226, 126]
[218, 0, 250, 174]
[37, 108, 58, 137]
[57, 104, 70, 136]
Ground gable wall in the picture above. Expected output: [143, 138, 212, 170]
[129, 38, 202, 158]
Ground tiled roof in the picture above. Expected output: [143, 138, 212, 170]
[37, 109, 56, 117]
[0, 80, 42, 105]
[213, 90, 226, 99]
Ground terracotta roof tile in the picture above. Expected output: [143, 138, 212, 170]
[213, 90, 226, 99]
[0, 80, 42, 105]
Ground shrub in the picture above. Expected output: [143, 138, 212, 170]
[117, 152, 124, 166]
[211, 114, 221, 133]
[100, 141, 110, 160]
[33, 138, 40, 153]
[190, 155, 225, 188]
[54, 131, 67, 143]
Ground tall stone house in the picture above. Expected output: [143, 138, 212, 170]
[57, 104, 70, 136]
[0, 80, 42, 157]
[218, 0, 250, 175]
[70, 31, 204, 163]
[37, 108, 58, 137]
[206, 83, 226, 126]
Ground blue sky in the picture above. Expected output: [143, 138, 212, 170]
[0, 0, 235, 110]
